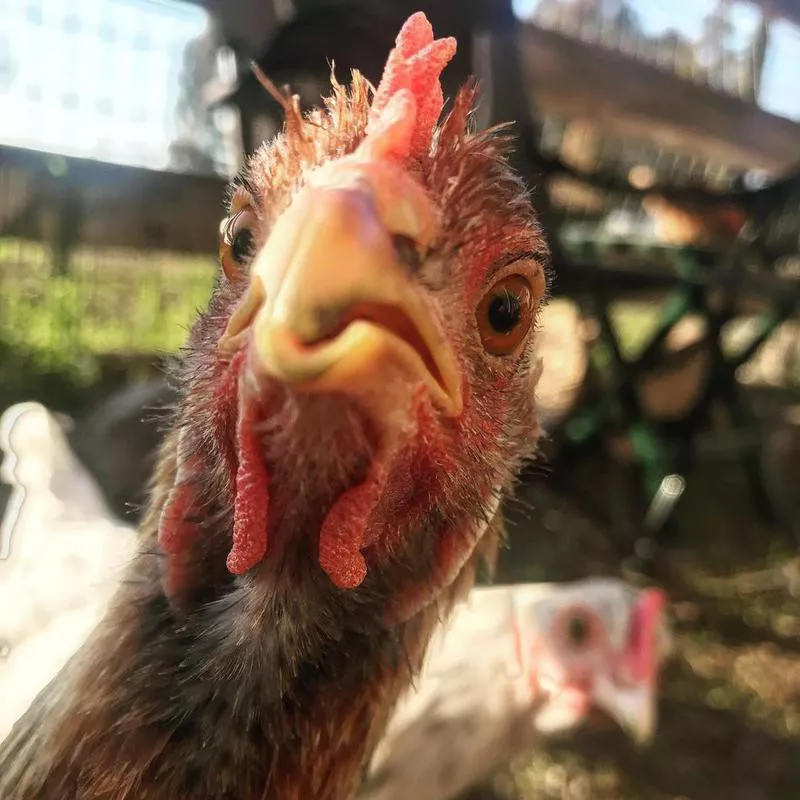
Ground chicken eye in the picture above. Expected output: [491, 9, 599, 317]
[476, 274, 534, 356]
[232, 228, 254, 264]
[219, 208, 258, 280]
[565, 612, 592, 649]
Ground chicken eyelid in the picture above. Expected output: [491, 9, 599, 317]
[221, 210, 245, 246]
[225, 174, 261, 228]
[230, 171, 258, 203]
[219, 206, 259, 281]
[492, 253, 535, 279]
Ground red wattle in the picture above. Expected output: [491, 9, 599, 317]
[226, 387, 270, 575]
[318, 464, 387, 589]
[157, 480, 201, 600]
[159, 481, 198, 556]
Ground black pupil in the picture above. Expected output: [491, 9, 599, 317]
[487, 291, 521, 334]
[567, 615, 590, 647]
[232, 228, 254, 264]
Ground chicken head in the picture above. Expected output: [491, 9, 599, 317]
[158, 12, 548, 626]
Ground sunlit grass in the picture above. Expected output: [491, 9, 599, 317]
[0, 238, 216, 391]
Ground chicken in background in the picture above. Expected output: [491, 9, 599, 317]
[363, 579, 671, 800]
[0, 14, 551, 799]
[68, 378, 177, 523]
[0, 402, 673, 800]
[0, 403, 136, 742]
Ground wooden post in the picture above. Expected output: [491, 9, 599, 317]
[750, 8, 772, 102]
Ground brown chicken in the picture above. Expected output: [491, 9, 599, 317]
[0, 12, 548, 800]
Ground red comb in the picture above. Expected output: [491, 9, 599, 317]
[365, 12, 456, 162]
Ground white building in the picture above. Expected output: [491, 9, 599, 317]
[0, 0, 237, 173]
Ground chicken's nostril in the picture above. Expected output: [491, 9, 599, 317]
[391, 234, 423, 275]
[311, 304, 351, 342]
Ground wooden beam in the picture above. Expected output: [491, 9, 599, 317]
[518, 23, 800, 175]
[0, 146, 228, 255]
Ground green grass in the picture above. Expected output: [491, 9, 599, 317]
[0, 239, 216, 385]
[1, 236, 796, 411]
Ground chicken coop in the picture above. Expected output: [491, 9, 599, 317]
[1, 0, 800, 798]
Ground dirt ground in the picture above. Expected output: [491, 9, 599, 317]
[464, 400, 800, 800]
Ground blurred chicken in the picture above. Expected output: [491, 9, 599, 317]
[0, 403, 136, 742]
[363, 579, 671, 800]
[0, 14, 550, 800]
[68, 378, 176, 522]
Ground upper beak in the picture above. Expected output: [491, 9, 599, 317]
[218, 166, 463, 417]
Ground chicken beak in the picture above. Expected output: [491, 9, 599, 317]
[594, 588, 669, 747]
[218, 175, 462, 417]
[592, 675, 658, 746]
[531, 674, 658, 745]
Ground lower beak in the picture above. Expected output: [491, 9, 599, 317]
[218, 180, 462, 417]
[592, 676, 658, 746]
